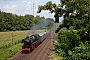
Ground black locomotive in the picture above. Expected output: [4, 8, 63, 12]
[22, 32, 47, 53]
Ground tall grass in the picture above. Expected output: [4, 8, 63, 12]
[0, 30, 44, 47]
[0, 31, 26, 47]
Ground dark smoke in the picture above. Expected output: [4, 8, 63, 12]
[30, 18, 53, 30]
[26, 18, 54, 36]
[27, 18, 62, 36]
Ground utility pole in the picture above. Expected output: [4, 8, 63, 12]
[31, 3, 36, 34]
[12, 31, 14, 53]
[32, 3, 35, 16]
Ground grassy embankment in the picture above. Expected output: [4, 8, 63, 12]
[0, 30, 44, 59]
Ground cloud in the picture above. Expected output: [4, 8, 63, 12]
[2, 1, 33, 15]
[0, 0, 16, 4]
[23, 1, 27, 3]
[31, 0, 40, 3]
[0, 0, 15, 1]
[3, 5, 17, 9]
[3, 5, 17, 13]
[1, 0, 54, 18]
[34, 0, 40, 3]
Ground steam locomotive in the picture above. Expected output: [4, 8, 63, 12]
[22, 32, 47, 53]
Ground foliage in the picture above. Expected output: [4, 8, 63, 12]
[34, 15, 41, 24]
[78, 28, 89, 42]
[0, 11, 34, 31]
[54, 30, 90, 60]
[0, 11, 50, 32]
[59, 0, 90, 34]
[37, 0, 90, 33]
[68, 42, 90, 60]
[37, 1, 64, 23]
[55, 30, 80, 54]
[0, 43, 22, 59]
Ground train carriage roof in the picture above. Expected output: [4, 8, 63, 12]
[38, 32, 46, 36]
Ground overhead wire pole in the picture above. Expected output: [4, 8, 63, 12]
[32, 3, 35, 34]
[32, 3, 35, 16]
[12, 31, 14, 54]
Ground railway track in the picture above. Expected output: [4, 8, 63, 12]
[8, 30, 55, 60]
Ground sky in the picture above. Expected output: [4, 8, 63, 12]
[0, 0, 60, 18]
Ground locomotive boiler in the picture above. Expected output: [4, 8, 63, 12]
[22, 32, 47, 53]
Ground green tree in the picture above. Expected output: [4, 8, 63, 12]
[34, 15, 41, 24]
[0, 11, 35, 31]
[24, 14, 34, 29]
[37, 0, 90, 29]
[37, 1, 64, 23]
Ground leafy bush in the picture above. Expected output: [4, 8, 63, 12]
[54, 29, 81, 59]
[54, 29, 90, 60]
[67, 42, 90, 60]
[78, 28, 89, 42]
[56, 29, 80, 51]
[0, 43, 22, 59]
